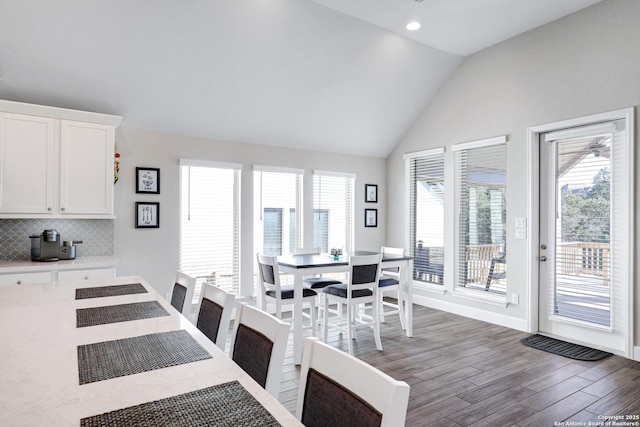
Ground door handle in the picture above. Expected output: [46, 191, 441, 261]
[540, 256, 547, 262]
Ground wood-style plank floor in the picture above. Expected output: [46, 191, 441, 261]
[275, 303, 640, 427]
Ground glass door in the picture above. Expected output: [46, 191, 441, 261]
[538, 119, 628, 354]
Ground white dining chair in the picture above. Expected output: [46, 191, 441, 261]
[229, 303, 290, 398]
[196, 283, 235, 351]
[169, 271, 196, 318]
[296, 337, 410, 427]
[378, 246, 406, 329]
[322, 253, 383, 355]
[257, 253, 318, 336]
[292, 247, 342, 289]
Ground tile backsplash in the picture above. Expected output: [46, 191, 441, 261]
[0, 219, 114, 260]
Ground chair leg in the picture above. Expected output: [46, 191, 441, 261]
[397, 287, 406, 330]
[322, 294, 329, 342]
[310, 300, 316, 337]
[379, 291, 386, 323]
[372, 299, 382, 351]
[346, 303, 354, 355]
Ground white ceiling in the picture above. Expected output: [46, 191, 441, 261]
[311, 0, 603, 56]
[0, 0, 601, 158]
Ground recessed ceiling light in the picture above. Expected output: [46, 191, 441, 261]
[406, 21, 421, 31]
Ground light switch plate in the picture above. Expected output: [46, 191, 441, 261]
[515, 217, 527, 228]
[515, 229, 527, 240]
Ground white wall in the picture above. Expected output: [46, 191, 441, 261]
[113, 127, 386, 297]
[386, 0, 640, 342]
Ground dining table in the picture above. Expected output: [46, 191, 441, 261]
[277, 251, 414, 365]
[0, 275, 302, 426]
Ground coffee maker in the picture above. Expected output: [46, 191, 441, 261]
[30, 229, 81, 261]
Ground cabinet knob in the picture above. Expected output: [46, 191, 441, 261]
[84, 276, 89, 280]
[47, 207, 52, 211]
[61, 207, 66, 211]
[17, 280, 22, 285]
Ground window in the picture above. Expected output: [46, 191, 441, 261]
[313, 171, 354, 254]
[253, 167, 303, 257]
[406, 149, 445, 285]
[454, 137, 507, 294]
[180, 160, 241, 295]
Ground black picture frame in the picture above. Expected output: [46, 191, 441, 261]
[365, 184, 378, 203]
[365, 208, 378, 227]
[136, 167, 160, 194]
[135, 202, 160, 228]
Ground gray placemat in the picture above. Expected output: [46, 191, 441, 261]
[78, 329, 212, 385]
[80, 380, 282, 426]
[75, 283, 148, 300]
[77, 300, 169, 328]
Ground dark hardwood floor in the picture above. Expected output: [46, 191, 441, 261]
[275, 303, 640, 426]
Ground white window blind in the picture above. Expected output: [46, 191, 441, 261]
[180, 160, 241, 295]
[406, 149, 445, 285]
[546, 128, 614, 325]
[313, 171, 354, 254]
[454, 138, 507, 294]
[253, 167, 303, 256]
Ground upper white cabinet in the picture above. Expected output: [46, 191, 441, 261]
[0, 100, 122, 218]
[60, 120, 115, 215]
[0, 113, 56, 214]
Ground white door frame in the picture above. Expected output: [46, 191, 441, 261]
[526, 107, 635, 358]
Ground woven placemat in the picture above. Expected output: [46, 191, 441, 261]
[78, 329, 212, 384]
[77, 300, 169, 328]
[80, 381, 282, 426]
[75, 283, 148, 300]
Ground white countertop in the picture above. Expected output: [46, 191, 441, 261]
[0, 256, 119, 274]
[0, 275, 301, 426]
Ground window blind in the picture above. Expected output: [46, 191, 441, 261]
[546, 130, 613, 325]
[312, 171, 354, 254]
[406, 149, 445, 285]
[179, 160, 241, 295]
[253, 167, 303, 256]
[454, 139, 507, 294]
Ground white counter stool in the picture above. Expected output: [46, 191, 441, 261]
[322, 254, 383, 355]
[296, 337, 410, 427]
[196, 283, 235, 351]
[229, 303, 290, 398]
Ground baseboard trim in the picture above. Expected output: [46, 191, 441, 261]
[634, 346, 640, 362]
[412, 293, 529, 332]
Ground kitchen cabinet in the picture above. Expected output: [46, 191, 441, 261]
[57, 267, 115, 284]
[0, 100, 122, 218]
[0, 113, 56, 214]
[0, 271, 51, 286]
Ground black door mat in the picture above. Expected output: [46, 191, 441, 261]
[521, 334, 612, 361]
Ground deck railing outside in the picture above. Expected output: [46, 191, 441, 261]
[413, 242, 610, 289]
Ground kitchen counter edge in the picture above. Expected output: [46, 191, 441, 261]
[0, 256, 120, 274]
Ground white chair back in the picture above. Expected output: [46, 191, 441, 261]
[171, 271, 196, 317]
[229, 303, 290, 398]
[197, 284, 235, 350]
[256, 254, 281, 295]
[296, 337, 410, 427]
[348, 254, 382, 296]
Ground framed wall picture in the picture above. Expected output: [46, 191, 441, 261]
[365, 208, 377, 227]
[136, 167, 160, 194]
[365, 184, 378, 203]
[135, 202, 160, 228]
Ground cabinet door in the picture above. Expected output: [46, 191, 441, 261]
[59, 120, 114, 215]
[0, 113, 56, 214]
[57, 268, 116, 284]
[0, 272, 52, 286]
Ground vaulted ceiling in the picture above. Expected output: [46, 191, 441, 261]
[0, 0, 601, 158]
